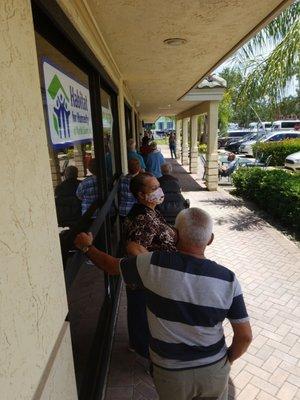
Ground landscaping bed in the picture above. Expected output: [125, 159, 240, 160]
[232, 168, 300, 238]
[252, 138, 300, 166]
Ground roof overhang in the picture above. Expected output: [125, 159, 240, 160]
[84, 0, 293, 121]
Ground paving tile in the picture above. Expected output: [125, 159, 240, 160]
[233, 370, 253, 390]
[257, 391, 277, 400]
[134, 380, 158, 399]
[103, 154, 300, 400]
[245, 363, 271, 381]
[238, 383, 260, 400]
[105, 386, 133, 400]
[276, 382, 298, 400]
[262, 356, 282, 373]
[250, 376, 278, 395]
[269, 368, 290, 388]
[287, 374, 300, 388]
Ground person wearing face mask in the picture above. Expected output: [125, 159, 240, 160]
[123, 172, 177, 361]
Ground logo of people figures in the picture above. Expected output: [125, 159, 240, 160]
[47, 74, 71, 139]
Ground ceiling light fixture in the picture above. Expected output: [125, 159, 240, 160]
[164, 38, 187, 46]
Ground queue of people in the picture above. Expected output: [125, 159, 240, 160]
[57, 134, 252, 400]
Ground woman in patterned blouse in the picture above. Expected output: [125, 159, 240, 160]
[123, 172, 177, 360]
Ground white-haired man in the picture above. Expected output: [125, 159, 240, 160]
[74, 208, 252, 400]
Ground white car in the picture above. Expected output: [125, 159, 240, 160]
[239, 131, 300, 156]
[239, 133, 266, 155]
[285, 151, 300, 172]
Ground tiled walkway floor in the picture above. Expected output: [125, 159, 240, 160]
[105, 148, 300, 400]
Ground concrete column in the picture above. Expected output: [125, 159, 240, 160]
[74, 144, 85, 178]
[175, 119, 182, 161]
[181, 117, 189, 165]
[117, 82, 128, 173]
[0, 2, 77, 398]
[206, 101, 219, 191]
[190, 115, 198, 174]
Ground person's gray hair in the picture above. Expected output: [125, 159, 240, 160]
[161, 163, 172, 175]
[127, 138, 136, 151]
[64, 165, 78, 180]
[175, 208, 213, 247]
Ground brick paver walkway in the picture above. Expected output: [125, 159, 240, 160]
[105, 147, 300, 400]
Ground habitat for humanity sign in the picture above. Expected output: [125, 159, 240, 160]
[43, 60, 93, 148]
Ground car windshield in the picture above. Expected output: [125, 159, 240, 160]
[257, 133, 269, 141]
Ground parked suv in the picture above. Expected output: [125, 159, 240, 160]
[239, 131, 300, 156]
[272, 120, 300, 131]
[225, 132, 259, 153]
[218, 130, 251, 148]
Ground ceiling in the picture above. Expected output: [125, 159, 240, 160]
[86, 0, 290, 122]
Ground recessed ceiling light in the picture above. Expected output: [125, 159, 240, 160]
[164, 38, 187, 46]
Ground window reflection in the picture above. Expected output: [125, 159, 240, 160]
[101, 89, 115, 188]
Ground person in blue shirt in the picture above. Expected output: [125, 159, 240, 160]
[118, 158, 140, 219]
[145, 142, 165, 178]
[127, 138, 146, 170]
[76, 158, 99, 214]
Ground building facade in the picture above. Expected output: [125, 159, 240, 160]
[0, 1, 292, 399]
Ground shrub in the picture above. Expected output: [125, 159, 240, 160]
[252, 138, 300, 166]
[233, 168, 300, 233]
[198, 144, 207, 154]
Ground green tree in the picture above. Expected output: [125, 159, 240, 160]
[236, 1, 300, 104]
[218, 91, 233, 134]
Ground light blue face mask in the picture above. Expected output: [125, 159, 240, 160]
[145, 187, 165, 204]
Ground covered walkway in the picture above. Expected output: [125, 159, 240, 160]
[105, 148, 300, 400]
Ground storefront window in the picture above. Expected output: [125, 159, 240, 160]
[125, 103, 133, 140]
[100, 88, 115, 187]
[35, 31, 105, 392]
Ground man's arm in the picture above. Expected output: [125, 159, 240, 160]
[227, 321, 252, 364]
[74, 233, 120, 275]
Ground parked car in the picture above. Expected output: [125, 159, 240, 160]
[272, 120, 300, 131]
[285, 151, 300, 172]
[239, 131, 300, 156]
[249, 122, 258, 131]
[225, 132, 259, 153]
[218, 130, 251, 148]
[258, 121, 272, 132]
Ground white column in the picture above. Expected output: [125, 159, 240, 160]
[190, 115, 198, 174]
[175, 119, 182, 161]
[206, 101, 219, 191]
[181, 117, 189, 165]
[117, 82, 128, 173]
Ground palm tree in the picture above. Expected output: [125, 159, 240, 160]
[236, 1, 300, 105]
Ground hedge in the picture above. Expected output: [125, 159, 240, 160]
[232, 168, 300, 233]
[252, 138, 300, 166]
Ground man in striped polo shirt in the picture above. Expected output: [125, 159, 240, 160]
[75, 208, 252, 400]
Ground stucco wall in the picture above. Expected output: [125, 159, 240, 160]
[0, 1, 76, 399]
[57, 0, 139, 171]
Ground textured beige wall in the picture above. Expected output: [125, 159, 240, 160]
[57, 0, 137, 166]
[0, 1, 76, 399]
[34, 323, 77, 400]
